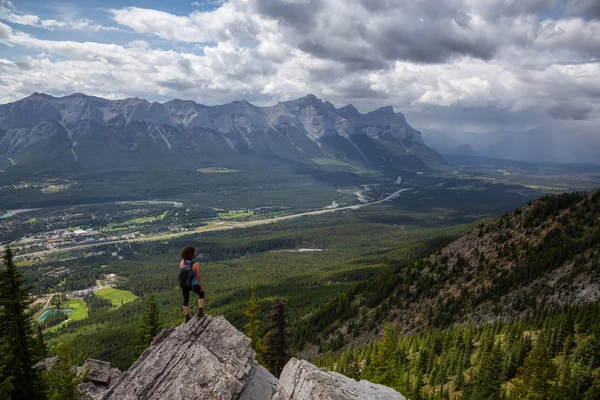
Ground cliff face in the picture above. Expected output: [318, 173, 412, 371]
[85, 315, 406, 400]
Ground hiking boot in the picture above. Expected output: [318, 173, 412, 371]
[185, 314, 191, 323]
[197, 308, 204, 318]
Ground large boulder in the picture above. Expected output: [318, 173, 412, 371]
[79, 359, 122, 400]
[274, 358, 407, 400]
[99, 315, 278, 400]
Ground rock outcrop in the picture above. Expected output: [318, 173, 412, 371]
[82, 315, 406, 400]
[99, 316, 277, 400]
[274, 358, 406, 400]
[78, 359, 122, 400]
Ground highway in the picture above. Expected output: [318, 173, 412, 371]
[15, 188, 411, 260]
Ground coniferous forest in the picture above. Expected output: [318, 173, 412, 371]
[317, 303, 600, 399]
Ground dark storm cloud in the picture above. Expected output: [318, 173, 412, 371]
[254, 0, 507, 66]
[297, 40, 387, 70]
[158, 79, 194, 91]
[254, 0, 323, 33]
[548, 104, 593, 120]
[567, 0, 600, 18]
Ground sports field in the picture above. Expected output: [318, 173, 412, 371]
[95, 288, 138, 307]
[67, 299, 88, 320]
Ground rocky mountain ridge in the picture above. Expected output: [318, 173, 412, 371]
[0, 92, 447, 178]
[0, 93, 421, 141]
[71, 315, 406, 400]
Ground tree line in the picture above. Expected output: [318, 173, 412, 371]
[317, 302, 600, 399]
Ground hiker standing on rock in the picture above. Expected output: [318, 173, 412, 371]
[179, 246, 205, 323]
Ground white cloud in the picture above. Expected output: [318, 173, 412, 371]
[0, 0, 598, 138]
[0, 2, 119, 31]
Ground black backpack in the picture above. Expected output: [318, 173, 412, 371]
[179, 260, 195, 288]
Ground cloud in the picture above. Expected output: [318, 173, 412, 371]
[0, 0, 598, 141]
[0, 2, 119, 31]
[566, 0, 600, 18]
[548, 104, 593, 120]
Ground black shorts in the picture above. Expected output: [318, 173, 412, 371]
[181, 284, 204, 306]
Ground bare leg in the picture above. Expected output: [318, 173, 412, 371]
[197, 298, 205, 317]
[183, 305, 189, 315]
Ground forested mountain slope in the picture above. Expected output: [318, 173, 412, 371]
[295, 191, 600, 353]
[317, 302, 600, 399]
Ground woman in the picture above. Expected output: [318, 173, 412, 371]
[179, 246, 205, 323]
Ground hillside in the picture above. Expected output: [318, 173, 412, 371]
[295, 191, 600, 353]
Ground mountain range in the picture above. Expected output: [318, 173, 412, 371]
[0, 93, 447, 179]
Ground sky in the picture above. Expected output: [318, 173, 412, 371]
[0, 0, 599, 142]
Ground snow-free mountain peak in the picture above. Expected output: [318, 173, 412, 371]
[0, 93, 447, 176]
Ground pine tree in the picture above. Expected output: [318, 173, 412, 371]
[43, 342, 89, 400]
[0, 341, 14, 399]
[464, 340, 503, 400]
[0, 246, 46, 399]
[374, 325, 398, 387]
[454, 350, 466, 391]
[244, 286, 265, 363]
[34, 324, 48, 361]
[134, 292, 161, 358]
[263, 297, 290, 377]
[509, 340, 557, 400]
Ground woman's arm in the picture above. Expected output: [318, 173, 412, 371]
[194, 262, 203, 288]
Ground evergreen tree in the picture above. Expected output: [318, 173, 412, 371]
[34, 324, 48, 361]
[43, 342, 89, 400]
[464, 340, 503, 400]
[454, 350, 466, 391]
[509, 341, 557, 400]
[134, 292, 161, 358]
[263, 298, 291, 377]
[374, 325, 398, 387]
[0, 341, 14, 399]
[0, 246, 45, 399]
[244, 286, 266, 363]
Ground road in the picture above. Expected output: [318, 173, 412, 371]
[15, 188, 412, 260]
[33, 293, 55, 320]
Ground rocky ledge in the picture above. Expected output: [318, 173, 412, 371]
[79, 315, 405, 400]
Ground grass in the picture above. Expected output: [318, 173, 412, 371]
[66, 299, 88, 321]
[196, 167, 238, 174]
[218, 210, 254, 219]
[44, 299, 88, 333]
[311, 158, 378, 175]
[95, 288, 138, 308]
[101, 211, 169, 232]
[41, 184, 69, 193]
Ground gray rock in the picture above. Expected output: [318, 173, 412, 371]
[99, 315, 278, 400]
[274, 358, 406, 400]
[81, 359, 117, 385]
[32, 356, 59, 371]
[78, 359, 122, 400]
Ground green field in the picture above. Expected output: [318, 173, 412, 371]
[196, 167, 238, 174]
[218, 210, 254, 219]
[66, 299, 88, 321]
[102, 211, 168, 232]
[311, 158, 377, 175]
[95, 288, 138, 307]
